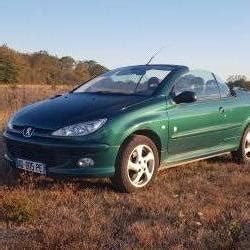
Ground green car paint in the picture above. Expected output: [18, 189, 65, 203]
[3, 65, 250, 177]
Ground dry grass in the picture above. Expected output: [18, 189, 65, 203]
[0, 85, 249, 249]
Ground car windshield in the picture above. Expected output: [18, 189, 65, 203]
[74, 65, 172, 96]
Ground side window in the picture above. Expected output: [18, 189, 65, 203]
[215, 74, 231, 98]
[173, 70, 220, 101]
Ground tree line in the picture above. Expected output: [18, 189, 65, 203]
[0, 45, 108, 85]
[227, 74, 250, 90]
[0, 45, 249, 90]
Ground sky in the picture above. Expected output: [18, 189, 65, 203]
[0, 0, 250, 79]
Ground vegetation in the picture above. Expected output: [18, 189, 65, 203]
[0, 45, 108, 85]
[0, 57, 18, 84]
[227, 74, 250, 90]
[1, 194, 37, 224]
[0, 85, 249, 249]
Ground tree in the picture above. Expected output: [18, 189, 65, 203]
[246, 81, 250, 90]
[227, 74, 248, 90]
[60, 56, 76, 70]
[227, 74, 247, 83]
[74, 62, 91, 82]
[0, 57, 18, 83]
[84, 60, 108, 77]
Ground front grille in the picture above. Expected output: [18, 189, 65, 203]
[6, 141, 72, 167]
[12, 125, 53, 136]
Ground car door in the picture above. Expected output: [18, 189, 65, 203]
[166, 70, 225, 163]
[215, 74, 246, 148]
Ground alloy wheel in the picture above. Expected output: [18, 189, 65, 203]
[245, 132, 250, 159]
[127, 144, 155, 188]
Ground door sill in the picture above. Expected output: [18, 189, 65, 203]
[159, 152, 230, 171]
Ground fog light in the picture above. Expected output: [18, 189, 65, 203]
[77, 158, 94, 168]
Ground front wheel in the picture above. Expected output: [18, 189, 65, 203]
[231, 126, 250, 164]
[111, 135, 159, 193]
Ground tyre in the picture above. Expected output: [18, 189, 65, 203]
[111, 135, 159, 193]
[232, 126, 250, 164]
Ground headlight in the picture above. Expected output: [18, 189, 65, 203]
[52, 118, 107, 137]
[7, 116, 14, 130]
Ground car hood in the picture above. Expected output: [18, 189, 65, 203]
[12, 92, 147, 130]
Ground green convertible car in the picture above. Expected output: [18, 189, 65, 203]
[3, 64, 250, 192]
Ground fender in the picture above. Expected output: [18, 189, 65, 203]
[109, 97, 169, 155]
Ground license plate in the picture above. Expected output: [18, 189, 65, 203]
[16, 159, 46, 175]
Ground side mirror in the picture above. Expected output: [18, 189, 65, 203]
[174, 91, 197, 104]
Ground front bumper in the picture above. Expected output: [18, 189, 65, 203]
[3, 131, 118, 177]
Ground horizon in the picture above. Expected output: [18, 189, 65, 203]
[0, 0, 250, 79]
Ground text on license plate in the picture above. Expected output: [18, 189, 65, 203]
[16, 159, 46, 175]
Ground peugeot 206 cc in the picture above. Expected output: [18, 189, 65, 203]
[3, 65, 250, 192]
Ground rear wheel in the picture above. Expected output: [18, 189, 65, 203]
[232, 127, 250, 164]
[111, 135, 159, 193]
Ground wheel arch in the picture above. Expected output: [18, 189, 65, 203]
[118, 129, 163, 164]
[242, 120, 250, 135]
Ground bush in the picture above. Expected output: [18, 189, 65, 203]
[228, 221, 242, 242]
[0, 57, 18, 84]
[1, 195, 37, 224]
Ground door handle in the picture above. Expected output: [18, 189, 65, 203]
[219, 107, 225, 113]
